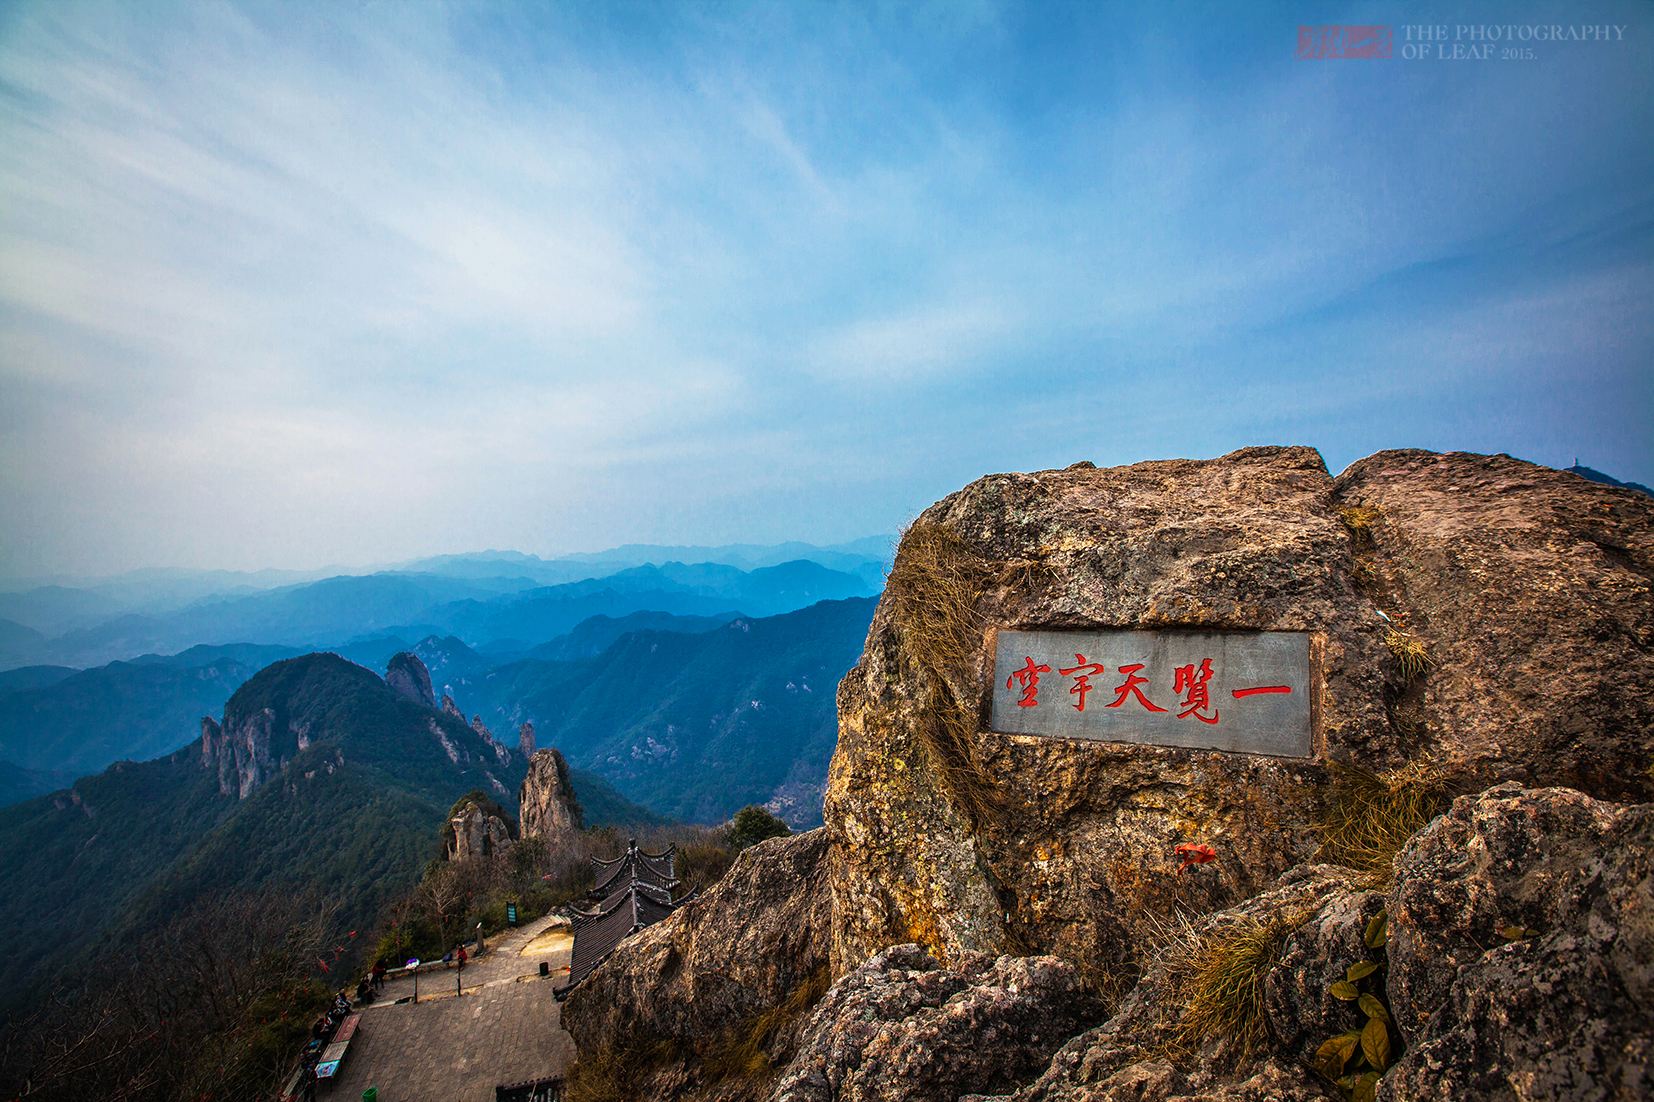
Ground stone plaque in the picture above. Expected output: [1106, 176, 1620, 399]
[990, 629, 1311, 757]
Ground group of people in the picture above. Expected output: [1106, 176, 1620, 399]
[308, 994, 351, 1043]
[290, 942, 478, 1099]
[352, 960, 389, 1005]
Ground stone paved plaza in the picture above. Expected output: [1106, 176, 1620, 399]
[326, 912, 576, 1101]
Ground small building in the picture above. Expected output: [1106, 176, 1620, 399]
[556, 839, 690, 997]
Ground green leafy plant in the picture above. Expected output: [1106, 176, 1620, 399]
[726, 804, 791, 850]
[1313, 909, 1396, 1102]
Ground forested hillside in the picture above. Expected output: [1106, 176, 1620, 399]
[445, 597, 877, 825]
[0, 652, 650, 1014]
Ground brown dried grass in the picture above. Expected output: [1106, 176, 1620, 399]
[883, 521, 1000, 824]
[1170, 912, 1298, 1066]
[1316, 762, 1450, 885]
[702, 964, 833, 1083]
[1337, 505, 1383, 548]
[562, 1037, 681, 1102]
[1383, 628, 1433, 682]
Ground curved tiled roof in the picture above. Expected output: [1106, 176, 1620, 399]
[557, 840, 688, 998]
[589, 840, 678, 899]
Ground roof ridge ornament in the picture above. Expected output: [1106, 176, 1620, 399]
[557, 840, 691, 998]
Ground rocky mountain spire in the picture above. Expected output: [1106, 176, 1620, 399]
[471, 714, 512, 767]
[518, 720, 536, 757]
[519, 748, 581, 846]
[443, 795, 513, 862]
[198, 705, 288, 799]
[384, 651, 436, 708]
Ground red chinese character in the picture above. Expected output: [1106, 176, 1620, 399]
[1058, 653, 1106, 711]
[1005, 656, 1052, 708]
[1173, 658, 1219, 725]
[1105, 663, 1167, 712]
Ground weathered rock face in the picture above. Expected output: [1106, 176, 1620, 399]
[198, 716, 233, 795]
[1263, 882, 1385, 1068]
[825, 448, 1653, 980]
[1380, 784, 1653, 1101]
[562, 830, 833, 1102]
[976, 865, 1353, 1102]
[518, 748, 581, 845]
[471, 714, 513, 767]
[199, 704, 296, 798]
[384, 651, 436, 708]
[771, 945, 1086, 1102]
[441, 693, 465, 721]
[1335, 453, 1653, 798]
[961, 785, 1653, 1102]
[519, 720, 536, 757]
[444, 798, 513, 861]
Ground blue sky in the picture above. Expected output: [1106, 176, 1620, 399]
[1, 1, 1649, 577]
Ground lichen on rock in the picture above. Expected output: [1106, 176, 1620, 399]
[1380, 784, 1653, 1101]
[771, 944, 1088, 1102]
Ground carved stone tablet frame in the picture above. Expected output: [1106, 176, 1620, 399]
[989, 629, 1312, 757]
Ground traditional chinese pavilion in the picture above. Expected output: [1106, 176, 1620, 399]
[556, 839, 690, 997]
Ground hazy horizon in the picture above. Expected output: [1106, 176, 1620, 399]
[0, 532, 902, 589]
[4, 1, 1650, 578]
[6, 438, 1643, 585]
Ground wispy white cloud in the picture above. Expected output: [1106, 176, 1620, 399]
[805, 301, 1020, 384]
[0, 0, 1649, 576]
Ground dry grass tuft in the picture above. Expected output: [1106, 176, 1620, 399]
[1383, 628, 1433, 682]
[1337, 505, 1383, 544]
[702, 965, 833, 1083]
[884, 521, 1000, 823]
[562, 1038, 680, 1102]
[1165, 912, 1297, 1066]
[1316, 762, 1450, 885]
[886, 521, 993, 669]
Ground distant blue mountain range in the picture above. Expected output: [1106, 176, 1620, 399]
[1566, 464, 1652, 497]
[0, 539, 892, 671]
[0, 540, 890, 809]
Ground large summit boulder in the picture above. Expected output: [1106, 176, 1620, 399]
[1334, 452, 1653, 796]
[825, 448, 1653, 978]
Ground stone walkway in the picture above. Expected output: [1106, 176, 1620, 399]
[325, 911, 576, 1101]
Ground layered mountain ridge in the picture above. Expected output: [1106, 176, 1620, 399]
[0, 544, 888, 670]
